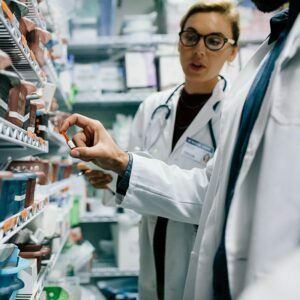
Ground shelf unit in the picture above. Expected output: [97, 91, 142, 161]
[44, 56, 71, 111]
[22, 231, 70, 300]
[69, 34, 176, 62]
[0, 117, 48, 161]
[0, 204, 46, 245]
[35, 177, 73, 199]
[0, 177, 73, 245]
[0, 1, 74, 299]
[0, 5, 43, 85]
[92, 267, 138, 278]
[69, 34, 177, 50]
[80, 214, 118, 224]
[79, 260, 138, 282]
[74, 91, 152, 106]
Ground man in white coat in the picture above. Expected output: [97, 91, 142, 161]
[61, 0, 300, 298]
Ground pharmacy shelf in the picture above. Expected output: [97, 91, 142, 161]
[69, 34, 177, 50]
[0, 117, 48, 161]
[80, 214, 118, 224]
[0, 204, 46, 245]
[81, 286, 106, 300]
[69, 34, 176, 61]
[0, 5, 43, 84]
[74, 91, 151, 107]
[35, 177, 73, 200]
[91, 260, 138, 278]
[30, 231, 70, 300]
[16, 230, 70, 300]
[78, 260, 138, 283]
[44, 56, 71, 111]
[92, 268, 139, 278]
[79, 260, 138, 282]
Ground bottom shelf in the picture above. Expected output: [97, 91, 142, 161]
[78, 260, 138, 283]
[81, 285, 106, 300]
[16, 231, 70, 300]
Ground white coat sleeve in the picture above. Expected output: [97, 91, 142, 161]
[119, 152, 215, 224]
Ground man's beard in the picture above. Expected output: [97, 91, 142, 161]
[251, 0, 288, 12]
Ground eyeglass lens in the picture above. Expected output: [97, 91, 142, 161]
[180, 31, 226, 50]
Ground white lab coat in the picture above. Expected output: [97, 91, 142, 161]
[121, 15, 300, 300]
[125, 80, 226, 300]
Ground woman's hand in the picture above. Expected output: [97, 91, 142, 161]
[60, 114, 128, 175]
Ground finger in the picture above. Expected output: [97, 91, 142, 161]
[91, 182, 108, 189]
[77, 162, 89, 171]
[89, 174, 112, 183]
[70, 145, 104, 161]
[88, 175, 112, 184]
[90, 177, 112, 186]
[60, 113, 102, 133]
[84, 169, 93, 175]
[85, 170, 107, 178]
[72, 131, 87, 148]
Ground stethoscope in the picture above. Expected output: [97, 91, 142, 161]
[143, 75, 227, 152]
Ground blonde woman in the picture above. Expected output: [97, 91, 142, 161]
[79, 1, 240, 299]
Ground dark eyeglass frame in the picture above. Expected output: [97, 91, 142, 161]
[179, 30, 236, 51]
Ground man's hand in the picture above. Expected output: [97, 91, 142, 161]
[77, 162, 112, 189]
[60, 114, 129, 175]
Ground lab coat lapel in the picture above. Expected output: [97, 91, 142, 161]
[185, 39, 274, 300]
[234, 23, 299, 191]
[171, 80, 224, 156]
[162, 91, 181, 157]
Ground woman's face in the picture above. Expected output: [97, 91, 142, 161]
[178, 12, 238, 89]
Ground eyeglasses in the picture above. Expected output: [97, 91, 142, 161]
[179, 30, 236, 51]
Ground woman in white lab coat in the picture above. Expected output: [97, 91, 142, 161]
[82, 1, 239, 299]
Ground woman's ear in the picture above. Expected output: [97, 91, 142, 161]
[228, 44, 240, 62]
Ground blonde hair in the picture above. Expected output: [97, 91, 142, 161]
[180, 0, 240, 45]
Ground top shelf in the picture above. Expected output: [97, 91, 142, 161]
[69, 34, 178, 49]
[0, 6, 44, 85]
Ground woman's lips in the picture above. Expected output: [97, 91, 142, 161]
[189, 63, 206, 71]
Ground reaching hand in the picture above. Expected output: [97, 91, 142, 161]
[60, 113, 128, 175]
[77, 162, 112, 189]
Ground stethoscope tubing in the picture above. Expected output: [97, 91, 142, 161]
[145, 76, 227, 151]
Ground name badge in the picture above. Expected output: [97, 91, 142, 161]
[181, 137, 214, 164]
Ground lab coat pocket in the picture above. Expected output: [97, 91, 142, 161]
[271, 53, 300, 126]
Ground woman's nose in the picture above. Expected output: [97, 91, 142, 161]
[194, 38, 206, 55]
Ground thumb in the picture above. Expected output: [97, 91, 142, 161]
[70, 146, 98, 160]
